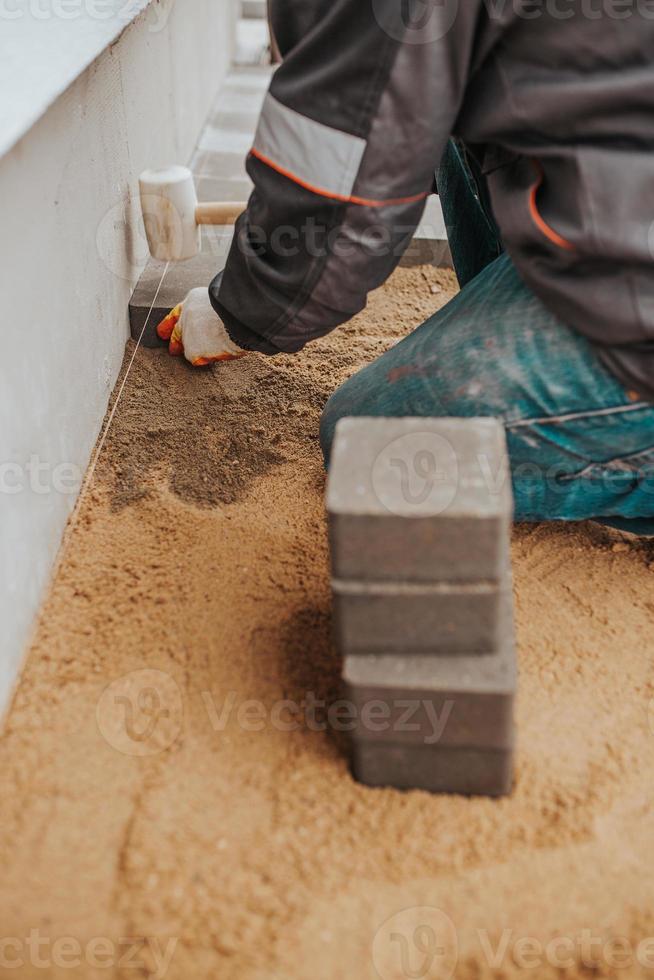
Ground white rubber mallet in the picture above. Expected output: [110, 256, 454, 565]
[139, 165, 247, 262]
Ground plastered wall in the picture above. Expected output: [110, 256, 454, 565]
[0, 0, 236, 716]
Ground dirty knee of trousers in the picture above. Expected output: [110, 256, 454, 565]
[320, 387, 352, 467]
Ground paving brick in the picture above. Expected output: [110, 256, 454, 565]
[399, 237, 452, 268]
[190, 149, 249, 180]
[350, 741, 514, 796]
[200, 226, 237, 254]
[195, 174, 252, 203]
[129, 251, 231, 347]
[224, 67, 273, 91]
[241, 0, 266, 18]
[203, 88, 265, 118]
[342, 635, 516, 749]
[418, 196, 447, 241]
[208, 109, 262, 135]
[327, 417, 512, 583]
[198, 126, 254, 156]
[333, 576, 510, 654]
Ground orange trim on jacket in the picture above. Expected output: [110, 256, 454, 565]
[528, 159, 575, 252]
[250, 147, 429, 208]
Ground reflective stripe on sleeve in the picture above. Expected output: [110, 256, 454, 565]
[252, 92, 367, 200]
[251, 92, 429, 207]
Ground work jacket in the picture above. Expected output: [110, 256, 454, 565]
[211, 0, 654, 399]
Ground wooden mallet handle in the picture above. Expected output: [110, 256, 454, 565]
[195, 202, 247, 226]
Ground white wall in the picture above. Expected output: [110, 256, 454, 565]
[1, 0, 154, 156]
[0, 0, 236, 716]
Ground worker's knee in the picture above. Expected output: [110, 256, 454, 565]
[319, 370, 371, 467]
[319, 387, 346, 468]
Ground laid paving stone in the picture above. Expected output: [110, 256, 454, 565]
[129, 251, 230, 346]
[224, 68, 273, 91]
[327, 417, 512, 583]
[418, 196, 447, 240]
[190, 149, 249, 179]
[400, 236, 451, 268]
[205, 89, 267, 117]
[333, 576, 509, 653]
[235, 17, 272, 66]
[241, 0, 266, 18]
[404, 195, 450, 267]
[208, 109, 262, 134]
[195, 174, 253, 202]
[342, 634, 516, 749]
[198, 126, 254, 155]
[200, 225, 237, 253]
[350, 740, 514, 797]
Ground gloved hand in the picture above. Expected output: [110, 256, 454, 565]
[156, 287, 247, 366]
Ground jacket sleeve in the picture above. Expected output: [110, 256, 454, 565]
[210, 0, 483, 354]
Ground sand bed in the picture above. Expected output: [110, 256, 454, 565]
[2, 266, 654, 979]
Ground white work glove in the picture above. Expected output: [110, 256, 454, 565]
[156, 287, 247, 366]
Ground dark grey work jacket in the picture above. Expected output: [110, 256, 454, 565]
[211, 0, 654, 399]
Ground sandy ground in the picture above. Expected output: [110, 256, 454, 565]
[2, 265, 654, 980]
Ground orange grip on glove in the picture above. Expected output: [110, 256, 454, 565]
[156, 289, 247, 367]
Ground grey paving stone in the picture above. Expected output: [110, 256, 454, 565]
[225, 66, 273, 86]
[241, 0, 266, 18]
[204, 89, 266, 117]
[399, 237, 452, 268]
[195, 175, 252, 203]
[333, 577, 510, 654]
[129, 251, 230, 346]
[198, 126, 254, 156]
[342, 635, 516, 749]
[399, 197, 450, 266]
[350, 741, 514, 797]
[208, 109, 262, 134]
[200, 226, 237, 256]
[327, 417, 512, 583]
[190, 149, 248, 180]
[418, 196, 447, 239]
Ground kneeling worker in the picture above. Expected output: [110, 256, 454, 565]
[157, 0, 654, 533]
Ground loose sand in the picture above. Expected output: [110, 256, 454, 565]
[2, 265, 654, 980]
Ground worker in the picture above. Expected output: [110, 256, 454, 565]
[157, 0, 654, 534]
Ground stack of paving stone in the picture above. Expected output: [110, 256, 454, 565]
[326, 417, 516, 797]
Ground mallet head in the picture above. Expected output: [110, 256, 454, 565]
[139, 165, 200, 262]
